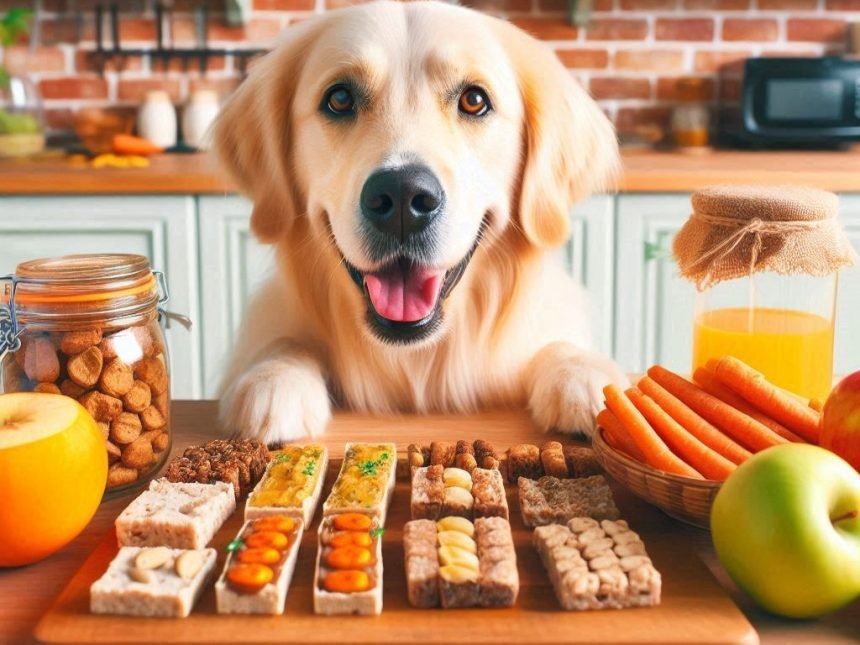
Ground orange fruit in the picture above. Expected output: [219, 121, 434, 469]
[0, 393, 107, 567]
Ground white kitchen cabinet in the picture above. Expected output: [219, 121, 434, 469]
[565, 196, 615, 356]
[0, 196, 202, 398]
[613, 194, 697, 374]
[197, 195, 275, 397]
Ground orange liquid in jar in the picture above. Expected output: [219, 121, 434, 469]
[692, 307, 834, 402]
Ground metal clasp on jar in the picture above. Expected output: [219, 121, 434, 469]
[0, 274, 26, 363]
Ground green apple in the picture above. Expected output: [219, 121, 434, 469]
[711, 444, 860, 619]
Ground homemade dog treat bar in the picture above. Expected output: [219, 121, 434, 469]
[518, 475, 620, 527]
[165, 438, 270, 501]
[408, 440, 500, 473]
[215, 515, 303, 615]
[411, 465, 508, 520]
[533, 518, 661, 611]
[90, 546, 217, 617]
[314, 513, 384, 615]
[403, 516, 518, 609]
[322, 443, 396, 523]
[245, 444, 328, 524]
[115, 479, 236, 549]
[505, 443, 603, 483]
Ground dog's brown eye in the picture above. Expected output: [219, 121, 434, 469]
[459, 87, 491, 117]
[325, 86, 355, 115]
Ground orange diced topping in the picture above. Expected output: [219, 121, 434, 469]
[252, 516, 296, 534]
[227, 563, 274, 594]
[323, 569, 372, 593]
[329, 531, 373, 548]
[237, 547, 282, 566]
[332, 513, 372, 532]
[326, 546, 373, 570]
[245, 530, 289, 550]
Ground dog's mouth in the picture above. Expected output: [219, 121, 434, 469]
[343, 245, 478, 344]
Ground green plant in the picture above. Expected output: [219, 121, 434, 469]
[0, 7, 34, 88]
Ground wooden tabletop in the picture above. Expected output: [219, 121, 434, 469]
[2, 148, 860, 195]
[2, 401, 858, 644]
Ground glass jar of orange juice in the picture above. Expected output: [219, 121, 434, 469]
[675, 185, 857, 402]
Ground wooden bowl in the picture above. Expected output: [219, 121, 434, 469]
[592, 427, 721, 529]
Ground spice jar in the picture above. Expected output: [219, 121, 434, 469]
[674, 186, 857, 402]
[0, 254, 172, 494]
[670, 77, 711, 149]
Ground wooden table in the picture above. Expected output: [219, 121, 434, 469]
[2, 401, 858, 644]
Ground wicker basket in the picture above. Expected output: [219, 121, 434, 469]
[592, 428, 721, 529]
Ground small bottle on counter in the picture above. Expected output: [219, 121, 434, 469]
[670, 78, 710, 150]
[137, 90, 177, 149]
[182, 90, 220, 151]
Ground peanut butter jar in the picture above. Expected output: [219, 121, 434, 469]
[1, 254, 172, 494]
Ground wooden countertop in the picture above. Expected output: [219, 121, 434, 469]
[2, 401, 858, 644]
[2, 149, 860, 195]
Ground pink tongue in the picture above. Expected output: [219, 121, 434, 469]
[364, 265, 444, 323]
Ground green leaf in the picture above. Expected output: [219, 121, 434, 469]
[274, 452, 291, 464]
[369, 528, 384, 539]
[226, 538, 244, 553]
[0, 8, 34, 48]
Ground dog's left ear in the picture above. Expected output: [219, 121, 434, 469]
[496, 20, 619, 249]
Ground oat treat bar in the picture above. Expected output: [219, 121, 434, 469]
[403, 519, 440, 608]
[245, 444, 328, 524]
[403, 515, 518, 609]
[90, 546, 217, 617]
[507, 444, 543, 482]
[165, 438, 270, 501]
[314, 513, 384, 615]
[563, 445, 603, 478]
[410, 440, 499, 474]
[518, 475, 620, 527]
[115, 479, 236, 549]
[322, 443, 396, 523]
[411, 466, 508, 520]
[215, 515, 303, 615]
[533, 518, 661, 610]
[541, 441, 569, 479]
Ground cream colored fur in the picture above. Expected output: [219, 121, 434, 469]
[213, 0, 628, 444]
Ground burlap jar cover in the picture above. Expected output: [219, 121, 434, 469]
[674, 185, 858, 290]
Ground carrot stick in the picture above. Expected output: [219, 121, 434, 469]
[647, 365, 788, 453]
[627, 388, 735, 481]
[638, 376, 751, 465]
[603, 385, 703, 479]
[597, 408, 645, 461]
[706, 357, 821, 444]
[693, 367, 806, 444]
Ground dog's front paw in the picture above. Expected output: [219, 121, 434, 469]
[219, 358, 331, 445]
[528, 343, 629, 438]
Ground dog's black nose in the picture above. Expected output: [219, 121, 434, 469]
[360, 164, 444, 239]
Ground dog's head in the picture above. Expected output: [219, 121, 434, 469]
[214, 0, 617, 346]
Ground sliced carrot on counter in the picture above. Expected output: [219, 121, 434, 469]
[111, 133, 164, 156]
[693, 367, 806, 443]
[647, 365, 788, 454]
[603, 385, 703, 479]
[638, 376, 751, 465]
[596, 408, 645, 461]
[706, 356, 821, 444]
[627, 388, 735, 481]
[323, 569, 372, 593]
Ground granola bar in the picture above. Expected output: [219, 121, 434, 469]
[540, 441, 568, 479]
[507, 444, 543, 482]
[403, 516, 518, 609]
[244, 444, 328, 524]
[411, 440, 499, 474]
[563, 445, 603, 478]
[518, 475, 620, 527]
[533, 518, 661, 610]
[411, 466, 508, 521]
[165, 439, 270, 501]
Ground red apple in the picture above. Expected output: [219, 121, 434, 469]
[821, 371, 860, 472]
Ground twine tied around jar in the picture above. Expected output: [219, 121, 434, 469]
[674, 185, 858, 290]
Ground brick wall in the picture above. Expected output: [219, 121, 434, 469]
[1, 0, 858, 135]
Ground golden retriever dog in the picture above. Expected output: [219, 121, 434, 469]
[213, 0, 627, 445]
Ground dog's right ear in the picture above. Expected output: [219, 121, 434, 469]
[212, 21, 321, 243]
